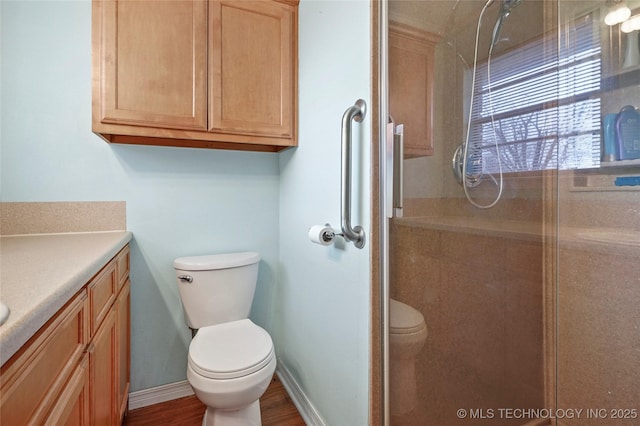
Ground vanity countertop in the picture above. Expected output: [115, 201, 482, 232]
[0, 231, 132, 366]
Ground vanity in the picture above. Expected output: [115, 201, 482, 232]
[0, 204, 132, 425]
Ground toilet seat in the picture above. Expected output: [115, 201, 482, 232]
[390, 299, 426, 335]
[189, 319, 274, 380]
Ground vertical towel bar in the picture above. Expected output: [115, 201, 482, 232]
[341, 99, 367, 249]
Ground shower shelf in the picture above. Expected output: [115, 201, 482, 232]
[571, 185, 640, 192]
[599, 159, 640, 168]
[572, 160, 640, 192]
[601, 67, 640, 91]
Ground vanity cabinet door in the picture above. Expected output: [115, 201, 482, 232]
[93, 0, 208, 131]
[389, 21, 440, 158]
[116, 280, 131, 422]
[0, 245, 131, 426]
[89, 309, 117, 426]
[89, 246, 130, 426]
[0, 291, 88, 425]
[116, 245, 130, 292]
[45, 354, 91, 426]
[89, 261, 117, 337]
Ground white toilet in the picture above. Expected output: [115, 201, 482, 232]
[174, 252, 276, 426]
[389, 298, 428, 415]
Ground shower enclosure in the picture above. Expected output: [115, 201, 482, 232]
[377, 0, 640, 424]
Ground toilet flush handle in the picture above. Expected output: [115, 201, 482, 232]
[177, 274, 193, 283]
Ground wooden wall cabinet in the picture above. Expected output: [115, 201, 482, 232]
[92, 0, 298, 153]
[0, 245, 130, 425]
[389, 21, 440, 158]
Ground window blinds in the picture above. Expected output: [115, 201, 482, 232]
[468, 14, 602, 173]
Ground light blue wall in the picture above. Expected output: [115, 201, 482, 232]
[1, 1, 373, 423]
[0, 1, 280, 392]
[277, 1, 372, 425]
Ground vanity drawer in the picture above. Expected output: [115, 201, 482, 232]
[89, 261, 117, 337]
[0, 290, 88, 425]
[44, 352, 90, 425]
[116, 245, 130, 290]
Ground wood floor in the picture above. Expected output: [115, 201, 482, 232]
[122, 375, 305, 425]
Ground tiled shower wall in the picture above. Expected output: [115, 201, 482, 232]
[556, 174, 640, 426]
[389, 187, 639, 426]
[557, 241, 640, 426]
[390, 219, 545, 426]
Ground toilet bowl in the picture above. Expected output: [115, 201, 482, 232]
[187, 319, 276, 426]
[174, 252, 274, 426]
[389, 298, 427, 415]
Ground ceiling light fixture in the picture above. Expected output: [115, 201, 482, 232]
[621, 14, 640, 32]
[605, 0, 632, 26]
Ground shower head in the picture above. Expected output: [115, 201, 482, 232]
[501, 0, 523, 15]
[491, 0, 523, 49]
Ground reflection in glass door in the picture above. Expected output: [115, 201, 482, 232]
[382, 0, 640, 424]
[555, 1, 640, 425]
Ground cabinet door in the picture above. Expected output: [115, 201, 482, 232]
[116, 246, 130, 292]
[209, 0, 296, 139]
[389, 22, 440, 158]
[44, 354, 90, 426]
[89, 262, 116, 337]
[95, 0, 207, 131]
[0, 291, 88, 425]
[115, 280, 131, 422]
[90, 309, 116, 426]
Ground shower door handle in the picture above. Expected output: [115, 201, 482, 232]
[393, 124, 404, 218]
[341, 99, 367, 249]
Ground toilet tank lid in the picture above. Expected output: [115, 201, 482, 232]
[174, 252, 260, 271]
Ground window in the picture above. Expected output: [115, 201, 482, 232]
[468, 14, 602, 173]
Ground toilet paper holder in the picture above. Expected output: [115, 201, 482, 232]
[309, 223, 363, 247]
[308, 223, 339, 245]
[318, 227, 337, 244]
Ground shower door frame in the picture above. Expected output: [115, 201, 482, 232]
[370, 0, 387, 425]
[540, 0, 559, 415]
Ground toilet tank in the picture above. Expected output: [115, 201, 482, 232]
[173, 252, 260, 329]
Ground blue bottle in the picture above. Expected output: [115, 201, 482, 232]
[602, 113, 618, 162]
[616, 105, 640, 160]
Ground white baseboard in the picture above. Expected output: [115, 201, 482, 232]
[276, 361, 326, 426]
[128, 380, 194, 410]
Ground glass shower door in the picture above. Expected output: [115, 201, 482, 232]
[555, 1, 640, 425]
[384, 0, 639, 424]
[387, 1, 549, 424]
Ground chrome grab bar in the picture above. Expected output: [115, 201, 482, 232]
[341, 99, 367, 249]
